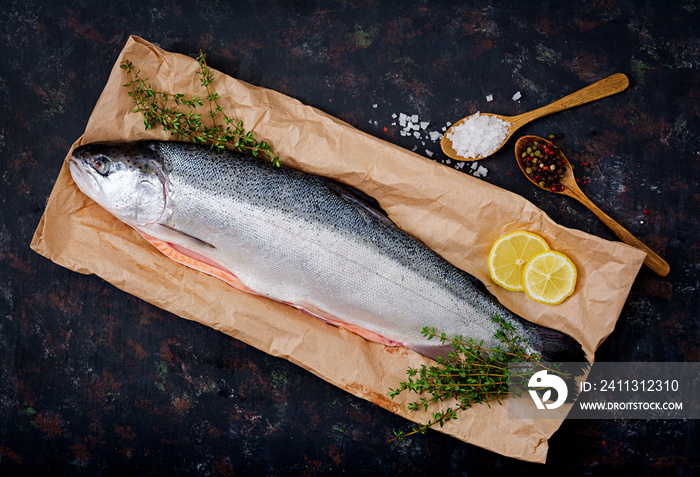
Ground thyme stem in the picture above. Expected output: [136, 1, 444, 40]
[120, 52, 280, 167]
[387, 315, 569, 443]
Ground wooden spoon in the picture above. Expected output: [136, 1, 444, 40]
[515, 135, 670, 277]
[441, 73, 630, 161]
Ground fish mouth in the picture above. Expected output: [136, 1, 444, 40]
[68, 157, 100, 198]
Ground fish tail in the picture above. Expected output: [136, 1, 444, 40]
[520, 324, 589, 402]
[526, 324, 587, 365]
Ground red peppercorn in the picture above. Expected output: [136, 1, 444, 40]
[643, 208, 650, 215]
[543, 166, 549, 171]
[582, 161, 588, 167]
[551, 185, 557, 191]
[583, 179, 587, 184]
[383, 126, 388, 132]
[559, 185, 565, 191]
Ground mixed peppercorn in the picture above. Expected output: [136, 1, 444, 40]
[520, 137, 568, 191]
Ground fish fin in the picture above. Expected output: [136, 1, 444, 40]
[526, 325, 590, 399]
[136, 230, 259, 295]
[301, 308, 403, 347]
[405, 342, 455, 362]
[528, 325, 588, 366]
[321, 178, 394, 227]
[157, 224, 216, 249]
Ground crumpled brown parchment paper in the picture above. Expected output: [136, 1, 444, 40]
[30, 36, 646, 463]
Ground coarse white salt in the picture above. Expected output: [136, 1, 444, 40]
[373, 104, 378, 108]
[512, 91, 521, 101]
[486, 94, 493, 102]
[411, 114, 419, 123]
[445, 112, 511, 159]
[429, 131, 442, 141]
[426, 149, 434, 157]
[420, 121, 429, 129]
[473, 165, 489, 178]
[413, 131, 421, 139]
[392, 113, 397, 118]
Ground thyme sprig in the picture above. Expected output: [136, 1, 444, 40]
[388, 315, 567, 443]
[120, 52, 280, 166]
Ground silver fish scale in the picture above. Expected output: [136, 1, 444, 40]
[152, 142, 531, 352]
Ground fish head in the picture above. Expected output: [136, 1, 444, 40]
[69, 142, 168, 226]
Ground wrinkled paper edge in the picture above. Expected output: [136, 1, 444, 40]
[31, 35, 646, 463]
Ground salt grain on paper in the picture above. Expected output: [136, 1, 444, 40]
[445, 112, 511, 159]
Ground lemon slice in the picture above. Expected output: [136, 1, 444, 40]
[522, 251, 577, 305]
[488, 231, 550, 291]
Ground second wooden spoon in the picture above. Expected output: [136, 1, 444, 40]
[514, 135, 669, 276]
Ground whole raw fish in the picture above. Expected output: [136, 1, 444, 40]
[69, 141, 584, 362]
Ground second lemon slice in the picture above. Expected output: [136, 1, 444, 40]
[488, 231, 550, 291]
[522, 251, 577, 305]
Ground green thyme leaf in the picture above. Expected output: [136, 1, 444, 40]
[121, 51, 280, 166]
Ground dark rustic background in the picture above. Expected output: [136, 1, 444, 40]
[1, 1, 698, 475]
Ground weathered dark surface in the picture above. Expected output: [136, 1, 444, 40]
[1, 1, 698, 475]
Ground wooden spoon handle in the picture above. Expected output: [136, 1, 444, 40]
[512, 73, 630, 126]
[567, 189, 670, 276]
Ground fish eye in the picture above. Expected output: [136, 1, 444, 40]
[92, 155, 111, 175]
